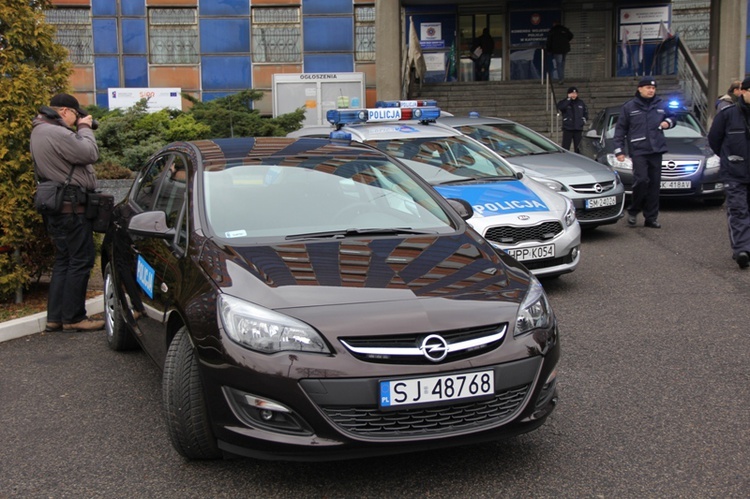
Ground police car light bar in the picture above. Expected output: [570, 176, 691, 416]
[375, 100, 438, 108]
[326, 106, 441, 126]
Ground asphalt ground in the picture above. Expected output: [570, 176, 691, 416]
[1, 199, 748, 498]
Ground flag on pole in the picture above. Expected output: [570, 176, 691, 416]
[658, 20, 672, 41]
[408, 16, 427, 83]
[638, 23, 644, 64]
[620, 29, 629, 68]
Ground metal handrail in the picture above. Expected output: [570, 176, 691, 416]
[654, 36, 708, 128]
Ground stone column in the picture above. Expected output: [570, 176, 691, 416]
[375, 0, 402, 101]
[708, 0, 747, 119]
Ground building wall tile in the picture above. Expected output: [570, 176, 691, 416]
[253, 64, 303, 89]
[149, 66, 201, 90]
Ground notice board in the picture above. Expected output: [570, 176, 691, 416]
[272, 73, 365, 126]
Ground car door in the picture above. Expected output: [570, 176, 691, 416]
[123, 152, 188, 365]
[581, 110, 606, 160]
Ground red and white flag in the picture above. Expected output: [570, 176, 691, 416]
[638, 24, 644, 64]
[621, 29, 629, 67]
[658, 20, 672, 41]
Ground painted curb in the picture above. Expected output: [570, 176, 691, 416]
[0, 295, 104, 343]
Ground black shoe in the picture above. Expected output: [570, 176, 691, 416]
[737, 251, 750, 269]
[627, 215, 637, 227]
[644, 220, 661, 229]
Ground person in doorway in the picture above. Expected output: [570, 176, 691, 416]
[557, 86, 588, 153]
[30, 93, 104, 332]
[708, 76, 750, 269]
[545, 20, 573, 84]
[471, 28, 494, 81]
[613, 78, 675, 229]
[715, 80, 742, 112]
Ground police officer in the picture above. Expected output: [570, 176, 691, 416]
[614, 78, 675, 228]
[557, 86, 588, 153]
[708, 76, 750, 269]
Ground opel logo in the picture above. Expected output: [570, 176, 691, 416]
[420, 334, 449, 362]
[594, 183, 603, 193]
[667, 161, 677, 169]
[518, 214, 530, 220]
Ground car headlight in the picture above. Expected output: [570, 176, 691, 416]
[516, 275, 553, 336]
[606, 153, 633, 170]
[218, 294, 330, 354]
[564, 198, 576, 227]
[532, 176, 568, 193]
[706, 154, 720, 170]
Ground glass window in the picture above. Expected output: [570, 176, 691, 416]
[153, 155, 188, 248]
[132, 156, 170, 211]
[44, 8, 94, 64]
[354, 5, 375, 62]
[665, 113, 704, 138]
[148, 8, 199, 64]
[251, 7, 301, 63]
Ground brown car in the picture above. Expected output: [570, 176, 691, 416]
[101, 136, 560, 461]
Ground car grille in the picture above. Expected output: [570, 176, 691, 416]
[576, 204, 623, 221]
[661, 160, 702, 178]
[321, 385, 530, 438]
[340, 324, 506, 364]
[568, 180, 616, 194]
[522, 253, 576, 270]
[484, 221, 563, 245]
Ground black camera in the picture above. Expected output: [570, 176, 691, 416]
[90, 119, 99, 130]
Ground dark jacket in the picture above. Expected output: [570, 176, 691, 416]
[471, 31, 494, 57]
[613, 93, 675, 157]
[557, 98, 588, 131]
[708, 99, 750, 183]
[546, 25, 573, 55]
[30, 106, 99, 190]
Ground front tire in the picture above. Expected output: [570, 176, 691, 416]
[162, 327, 221, 460]
[103, 263, 139, 351]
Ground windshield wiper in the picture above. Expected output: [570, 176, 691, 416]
[436, 175, 516, 185]
[286, 227, 437, 240]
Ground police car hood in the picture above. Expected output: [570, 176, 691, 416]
[504, 151, 617, 184]
[662, 136, 712, 159]
[210, 232, 529, 312]
[433, 178, 569, 224]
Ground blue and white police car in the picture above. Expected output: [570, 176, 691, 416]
[288, 101, 581, 278]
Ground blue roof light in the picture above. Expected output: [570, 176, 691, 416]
[469, 111, 480, 118]
[329, 131, 352, 142]
[327, 106, 442, 125]
[668, 99, 681, 109]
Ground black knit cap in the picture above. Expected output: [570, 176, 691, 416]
[567, 86, 578, 93]
[638, 77, 657, 87]
[49, 93, 88, 116]
[741, 77, 750, 90]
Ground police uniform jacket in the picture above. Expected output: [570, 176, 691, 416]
[557, 98, 588, 131]
[708, 99, 750, 183]
[613, 94, 675, 157]
[30, 106, 99, 191]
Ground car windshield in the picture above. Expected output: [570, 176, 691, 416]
[364, 135, 517, 184]
[202, 154, 455, 240]
[605, 112, 704, 139]
[453, 123, 559, 158]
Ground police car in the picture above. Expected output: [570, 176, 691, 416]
[288, 101, 581, 278]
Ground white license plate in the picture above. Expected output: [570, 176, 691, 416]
[380, 370, 494, 408]
[661, 181, 691, 189]
[586, 196, 617, 209]
[506, 244, 555, 261]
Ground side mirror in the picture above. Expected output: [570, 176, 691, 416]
[446, 198, 474, 220]
[128, 211, 176, 239]
[585, 129, 601, 138]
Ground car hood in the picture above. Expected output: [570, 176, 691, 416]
[207, 232, 530, 312]
[505, 152, 617, 183]
[663, 137, 712, 158]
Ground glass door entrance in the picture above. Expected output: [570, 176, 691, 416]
[459, 14, 504, 81]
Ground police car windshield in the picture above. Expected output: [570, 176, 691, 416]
[454, 123, 559, 158]
[366, 136, 517, 183]
[202, 155, 456, 240]
[606, 112, 704, 139]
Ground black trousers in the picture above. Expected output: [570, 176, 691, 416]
[628, 153, 662, 222]
[561, 130, 582, 153]
[724, 180, 750, 259]
[45, 213, 96, 324]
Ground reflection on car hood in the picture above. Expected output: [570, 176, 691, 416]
[209, 233, 529, 310]
[663, 137, 711, 157]
[505, 152, 617, 183]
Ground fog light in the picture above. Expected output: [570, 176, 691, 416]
[222, 387, 313, 435]
[571, 246, 579, 260]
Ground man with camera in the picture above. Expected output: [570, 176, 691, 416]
[30, 93, 104, 332]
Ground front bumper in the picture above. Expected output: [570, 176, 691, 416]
[197, 326, 560, 461]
